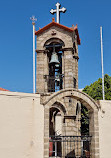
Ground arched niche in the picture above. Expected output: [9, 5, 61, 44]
[51, 101, 67, 115]
[43, 38, 65, 93]
[43, 89, 100, 158]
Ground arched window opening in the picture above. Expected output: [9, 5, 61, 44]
[45, 90, 99, 158]
[81, 104, 89, 135]
[80, 104, 91, 157]
[45, 42, 64, 92]
[49, 102, 92, 158]
[49, 107, 62, 157]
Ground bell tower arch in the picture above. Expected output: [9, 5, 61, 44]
[35, 18, 80, 94]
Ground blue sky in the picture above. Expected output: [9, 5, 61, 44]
[0, 0, 111, 93]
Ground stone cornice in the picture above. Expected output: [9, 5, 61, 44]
[62, 47, 74, 52]
[36, 49, 49, 53]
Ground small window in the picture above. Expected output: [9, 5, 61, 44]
[73, 77, 76, 88]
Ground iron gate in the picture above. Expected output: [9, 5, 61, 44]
[49, 136, 91, 158]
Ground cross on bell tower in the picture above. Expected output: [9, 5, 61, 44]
[35, 2, 80, 93]
[50, 3, 66, 23]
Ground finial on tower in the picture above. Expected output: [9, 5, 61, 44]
[30, 15, 37, 25]
[52, 17, 55, 22]
[50, 3, 66, 23]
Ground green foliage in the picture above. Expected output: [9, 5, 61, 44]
[81, 104, 89, 135]
[83, 74, 111, 100]
[81, 74, 111, 135]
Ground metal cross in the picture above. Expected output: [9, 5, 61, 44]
[50, 3, 66, 23]
[30, 15, 37, 25]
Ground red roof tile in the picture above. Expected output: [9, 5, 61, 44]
[0, 88, 9, 91]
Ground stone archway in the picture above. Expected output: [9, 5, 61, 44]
[43, 88, 100, 158]
[44, 37, 65, 48]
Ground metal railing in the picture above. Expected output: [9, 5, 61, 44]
[44, 74, 64, 92]
[49, 136, 91, 158]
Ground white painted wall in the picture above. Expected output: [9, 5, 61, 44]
[1, 91, 111, 158]
[98, 100, 111, 158]
[0, 91, 44, 158]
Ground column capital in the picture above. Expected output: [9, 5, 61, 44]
[36, 49, 49, 53]
[62, 47, 74, 52]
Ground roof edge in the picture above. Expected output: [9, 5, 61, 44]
[35, 18, 80, 45]
[35, 21, 75, 36]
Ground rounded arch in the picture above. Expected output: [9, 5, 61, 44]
[43, 88, 100, 111]
[40, 34, 68, 48]
[44, 37, 65, 47]
[51, 100, 67, 115]
[43, 89, 100, 158]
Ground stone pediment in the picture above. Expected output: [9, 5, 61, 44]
[35, 18, 80, 45]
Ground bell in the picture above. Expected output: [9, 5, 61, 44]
[55, 64, 59, 68]
[49, 52, 60, 65]
[49, 47, 60, 65]
[55, 75, 60, 82]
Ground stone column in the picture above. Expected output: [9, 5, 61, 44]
[62, 97, 80, 157]
[36, 50, 44, 93]
[44, 105, 49, 158]
[63, 48, 74, 89]
[62, 52, 65, 89]
[44, 51, 49, 93]
[89, 109, 100, 158]
[36, 50, 49, 93]
[73, 55, 79, 89]
[72, 40, 79, 89]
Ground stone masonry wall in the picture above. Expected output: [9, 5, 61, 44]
[36, 25, 79, 93]
[42, 89, 100, 158]
[36, 50, 49, 93]
[37, 26, 73, 49]
[63, 50, 74, 89]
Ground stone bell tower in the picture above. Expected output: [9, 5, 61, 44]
[35, 4, 83, 157]
[35, 18, 80, 94]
